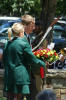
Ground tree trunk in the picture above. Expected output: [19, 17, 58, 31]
[40, 0, 57, 44]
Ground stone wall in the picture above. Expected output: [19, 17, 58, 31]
[0, 69, 66, 100]
[46, 69, 66, 100]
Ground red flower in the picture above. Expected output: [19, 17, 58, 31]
[34, 52, 38, 55]
[45, 51, 48, 53]
[33, 48, 59, 63]
[54, 52, 57, 56]
[44, 54, 48, 58]
[40, 52, 43, 56]
[50, 54, 53, 56]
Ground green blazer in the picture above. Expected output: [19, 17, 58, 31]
[3, 36, 45, 89]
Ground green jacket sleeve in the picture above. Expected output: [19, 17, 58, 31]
[24, 42, 45, 68]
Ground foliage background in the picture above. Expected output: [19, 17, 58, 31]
[0, 0, 66, 44]
[0, 0, 41, 17]
[0, 0, 66, 17]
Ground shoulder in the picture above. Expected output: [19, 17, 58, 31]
[21, 36, 30, 45]
[4, 40, 11, 49]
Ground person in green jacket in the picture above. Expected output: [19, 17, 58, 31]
[3, 23, 45, 100]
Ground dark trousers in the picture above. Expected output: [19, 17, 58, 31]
[7, 93, 29, 100]
[27, 75, 38, 100]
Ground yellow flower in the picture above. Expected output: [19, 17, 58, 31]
[37, 54, 40, 58]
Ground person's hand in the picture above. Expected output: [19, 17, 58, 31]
[59, 54, 64, 62]
[60, 56, 64, 62]
[45, 61, 49, 67]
